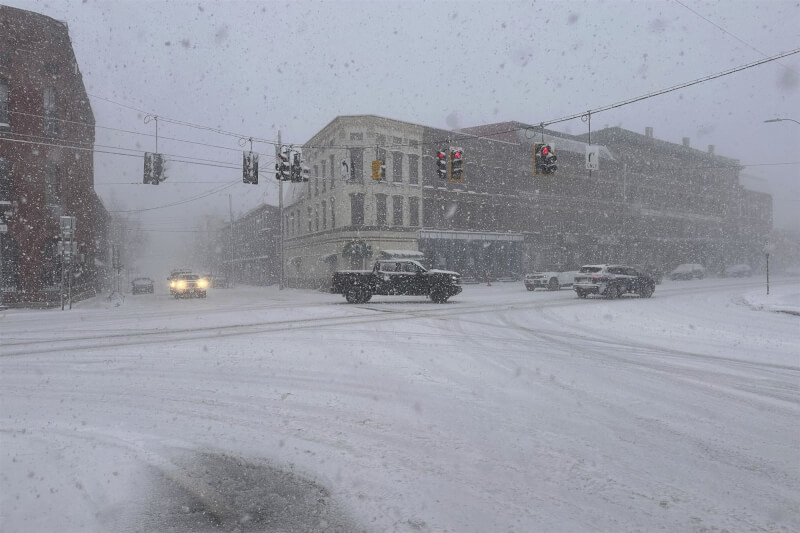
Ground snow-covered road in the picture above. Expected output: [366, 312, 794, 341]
[1, 278, 798, 532]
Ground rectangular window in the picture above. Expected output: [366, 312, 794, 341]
[329, 155, 335, 188]
[392, 195, 403, 226]
[322, 200, 327, 229]
[307, 206, 312, 233]
[45, 162, 60, 206]
[408, 154, 419, 184]
[330, 197, 336, 228]
[350, 193, 364, 226]
[0, 81, 9, 126]
[376, 194, 387, 226]
[349, 148, 364, 183]
[43, 87, 59, 136]
[315, 206, 319, 232]
[350, 132, 363, 141]
[321, 161, 327, 192]
[409, 197, 419, 227]
[0, 158, 10, 202]
[392, 152, 403, 182]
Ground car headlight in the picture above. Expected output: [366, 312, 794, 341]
[177, 281, 186, 289]
[169, 281, 176, 288]
[197, 278, 208, 288]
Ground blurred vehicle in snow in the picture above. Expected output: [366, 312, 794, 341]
[668, 263, 706, 280]
[523, 271, 578, 291]
[331, 259, 462, 303]
[722, 264, 752, 278]
[573, 264, 656, 299]
[131, 277, 154, 295]
[170, 273, 208, 299]
[202, 274, 229, 288]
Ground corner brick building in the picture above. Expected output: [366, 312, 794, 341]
[0, 5, 108, 307]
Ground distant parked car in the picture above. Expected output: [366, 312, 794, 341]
[523, 271, 578, 291]
[668, 263, 706, 280]
[573, 264, 656, 299]
[131, 277, 154, 295]
[202, 274, 229, 288]
[722, 264, 752, 277]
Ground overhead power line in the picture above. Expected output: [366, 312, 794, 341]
[673, 0, 796, 73]
[85, 47, 800, 154]
[108, 180, 241, 213]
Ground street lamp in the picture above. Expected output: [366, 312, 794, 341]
[764, 118, 800, 125]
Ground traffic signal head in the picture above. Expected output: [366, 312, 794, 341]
[436, 150, 448, 179]
[534, 143, 557, 176]
[243, 151, 259, 184]
[275, 151, 290, 181]
[449, 147, 464, 182]
[143, 152, 165, 184]
[371, 159, 386, 181]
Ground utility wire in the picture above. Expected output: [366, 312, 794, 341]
[108, 180, 241, 213]
[0, 136, 274, 170]
[6, 109, 277, 157]
[673, 0, 796, 72]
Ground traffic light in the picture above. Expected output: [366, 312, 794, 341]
[436, 150, 448, 179]
[371, 159, 385, 181]
[534, 143, 557, 176]
[449, 147, 464, 182]
[291, 153, 309, 182]
[143, 152, 165, 184]
[243, 151, 259, 184]
[275, 148, 290, 181]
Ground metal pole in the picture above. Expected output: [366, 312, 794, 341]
[229, 194, 235, 287]
[278, 130, 285, 290]
[68, 240, 73, 309]
[766, 252, 770, 295]
[60, 243, 65, 310]
[0, 232, 4, 309]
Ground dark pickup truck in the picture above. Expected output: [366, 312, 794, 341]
[331, 259, 462, 303]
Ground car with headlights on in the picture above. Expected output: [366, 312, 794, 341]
[169, 273, 208, 299]
[573, 264, 655, 299]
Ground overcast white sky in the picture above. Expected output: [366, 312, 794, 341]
[5, 0, 799, 250]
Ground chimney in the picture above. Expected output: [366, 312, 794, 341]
[708, 144, 715, 154]
[682, 137, 690, 147]
[645, 127, 653, 138]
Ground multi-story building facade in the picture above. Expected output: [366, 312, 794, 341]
[0, 6, 107, 307]
[222, 203, 281, 286]
[574, 126, 772, 269]
[225, 115, 772, 287]
[284, 115, 427, 287]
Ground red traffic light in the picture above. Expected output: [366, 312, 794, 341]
[437, 151, 447, 160]
[452, 150, 462, 160]
[541, 146, 549, 155]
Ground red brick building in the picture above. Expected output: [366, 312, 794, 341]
[0, 6, 108, 307]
